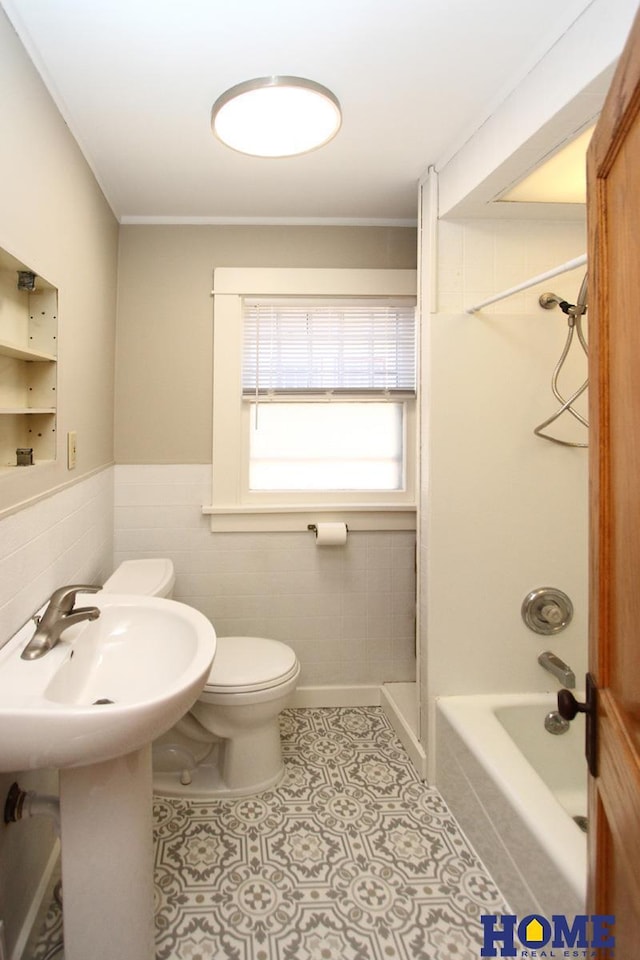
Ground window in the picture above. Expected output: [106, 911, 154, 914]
[248, 402, 404, 492]
[205, 268, 417, 532]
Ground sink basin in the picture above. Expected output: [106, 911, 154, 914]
[0, 593, 216, 770]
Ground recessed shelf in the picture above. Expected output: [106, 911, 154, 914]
[0, 459, 55, 475]
[0, 249, 58, 468]
[0, 339, 57, 362]
[0, 407, 56, 415]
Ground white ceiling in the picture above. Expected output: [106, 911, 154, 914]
[2, 0, 602, 224]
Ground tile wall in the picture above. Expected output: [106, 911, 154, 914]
[0, 468, 114, 648]
[114, 465, 416, 686]
[437, 218, 588, 316]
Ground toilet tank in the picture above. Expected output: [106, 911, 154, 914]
[102, 559, 175, 598]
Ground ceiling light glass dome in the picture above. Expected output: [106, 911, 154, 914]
[211, 76, 341, 158]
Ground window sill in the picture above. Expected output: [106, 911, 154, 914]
[201, 503, 416, 533]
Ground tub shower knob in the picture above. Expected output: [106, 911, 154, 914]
[521, 587, 573, 635]
[541, 603, 564, 625]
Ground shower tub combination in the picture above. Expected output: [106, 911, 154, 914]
[436, 692, 587, 918]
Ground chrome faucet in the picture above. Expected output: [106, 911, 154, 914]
[21, 585, 102, 660]
[537, 650, 576, 689]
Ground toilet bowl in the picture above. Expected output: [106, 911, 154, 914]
[102, 559, 300, 798]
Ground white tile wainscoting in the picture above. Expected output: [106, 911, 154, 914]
[0, 468, 114, 649]
[114, 465, 417, 689]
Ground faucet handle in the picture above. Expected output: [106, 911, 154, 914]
[540, 602, 564, 625]
[48, 584, 102, 612]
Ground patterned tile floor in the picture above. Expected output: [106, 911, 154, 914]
[29, 707, 508, 959]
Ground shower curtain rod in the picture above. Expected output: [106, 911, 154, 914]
[465, 253, 587, 314]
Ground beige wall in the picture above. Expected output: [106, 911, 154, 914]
[0, 6, 118, 516]
[115, 225, 417, 463]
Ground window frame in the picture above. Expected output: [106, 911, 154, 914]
[204, 268, 418, 532]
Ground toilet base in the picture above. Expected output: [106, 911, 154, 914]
[152, 740, 285, 799]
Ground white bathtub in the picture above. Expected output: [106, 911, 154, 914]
[436, 692, 587, 918]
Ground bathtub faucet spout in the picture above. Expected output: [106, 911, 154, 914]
[538, 650, 576, 688]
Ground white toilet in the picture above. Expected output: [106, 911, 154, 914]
[102, 558, 300, 798]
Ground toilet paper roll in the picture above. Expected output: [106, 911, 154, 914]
[314, 522, 348, 546]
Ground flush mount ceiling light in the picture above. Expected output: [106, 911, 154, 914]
[211, 76, 341, 158]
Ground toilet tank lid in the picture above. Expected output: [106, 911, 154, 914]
[102, 558, 175, 597]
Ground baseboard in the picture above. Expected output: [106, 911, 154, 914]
[380, 685, 428, 780]
[289, 685, 381, 708]
[13, 838, 60, 960]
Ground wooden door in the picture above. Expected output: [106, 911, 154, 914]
[587, 6, 640, 952]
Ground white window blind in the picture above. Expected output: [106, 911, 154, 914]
[242, 300, 416, 395]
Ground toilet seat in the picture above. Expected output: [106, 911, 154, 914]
[204, 636, 299, 694]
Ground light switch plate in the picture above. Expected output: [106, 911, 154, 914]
[67, 430, 77, 470]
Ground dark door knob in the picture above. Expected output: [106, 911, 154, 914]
[557, 675, 598, 777]
[557, 688, 591, 721]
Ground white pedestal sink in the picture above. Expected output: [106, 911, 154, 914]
[0, 593, 217, 960]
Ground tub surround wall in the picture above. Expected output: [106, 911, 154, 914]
[114, 465, 416, 688]
[420, 217, 589, 774]
[416, 0, 636, 800]
[418, 0, 635, 781]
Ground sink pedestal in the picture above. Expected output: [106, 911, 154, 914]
[59, 745, 155, 960]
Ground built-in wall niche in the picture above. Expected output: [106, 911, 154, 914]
[0, 247, 57, 471]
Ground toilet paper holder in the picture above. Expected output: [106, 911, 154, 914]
[307, 523, 349, 533]
[307, 522, 349, 545]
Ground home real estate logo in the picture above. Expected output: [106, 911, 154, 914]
[480, 914, 616, 957]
